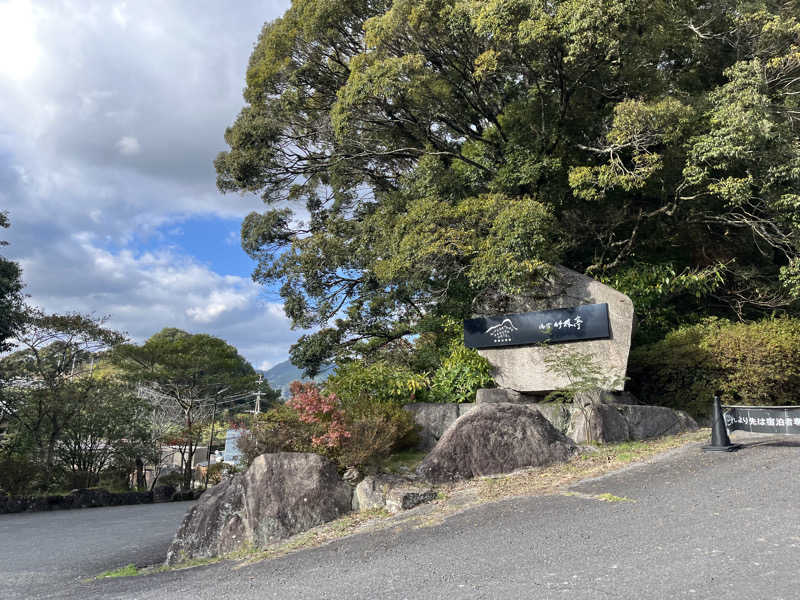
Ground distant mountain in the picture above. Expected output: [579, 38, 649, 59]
[260, 360, 334, 399]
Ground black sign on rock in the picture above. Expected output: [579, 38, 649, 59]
[463, 303, 611, 349]
[723, 405, 800, 435]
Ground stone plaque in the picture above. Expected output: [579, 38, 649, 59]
[464, 303, 610, 349]
[471, 266, 634, 393]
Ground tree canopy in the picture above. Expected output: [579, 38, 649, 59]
[113, 328, 261, 489]
[0, 311, 127, 487]
[216, 0, 800, 371]
[0, 212, 26, 352]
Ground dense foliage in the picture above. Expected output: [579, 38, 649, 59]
[428, 342, 493, 404]
[113, 328, 261, 490]
[629, 317, 800, 418]
[238, 378, 417, 469]
[217, 0, 800, 371]
[0, 311, 136, 492]
[0, 213, 25, 352]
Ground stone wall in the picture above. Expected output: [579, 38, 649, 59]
[405, 395, 698, 448]
[0, 485, 190, 514]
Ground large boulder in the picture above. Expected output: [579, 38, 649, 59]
[165, 453, 352, 565]
[404, 402, 460, 450]
[416, 403, 579, 484]
[472, 265, 634, 392]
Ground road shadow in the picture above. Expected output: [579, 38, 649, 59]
[735, 438, 800, 449]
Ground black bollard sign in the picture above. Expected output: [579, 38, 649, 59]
[463, 303, 610, 349]
[723, 405, 800, 435]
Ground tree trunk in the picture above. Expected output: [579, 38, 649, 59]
[135, 457, 145, 490]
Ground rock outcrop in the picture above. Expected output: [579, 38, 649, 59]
[165, 453, 352, 565]
[473, 265, 634, 392]
[566, 404, 698, 444]
[405, 403, 467, 449]
[353, 474, 437, 513]
[416, 403, 579, 484]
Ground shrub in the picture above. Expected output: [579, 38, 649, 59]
[325, 363, 424, 464]
[205, 461, 238, 485]
[336, 402, 418, 468]
[0, 455, 44, 495]
[236, 403, 314, 467]
[428, 342, 493, 403]
[287, 381, 350, 449]
[629, 317, 800, 418]
[155, 469, 184, 490]
[238, 371, 422, 470]
[325, 361, 428, 408]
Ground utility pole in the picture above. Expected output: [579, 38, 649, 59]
[255, 374, 263, 415]
[204, 386, 229, 489]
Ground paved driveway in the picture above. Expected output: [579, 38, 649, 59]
[5, 434, 800, 600]
[0, 500, 193, 599]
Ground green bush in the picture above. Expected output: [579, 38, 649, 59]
[629, 317, 800, 418]
[236, 405, 314, 467]
[336, 403, 418, 468]
[428, 342, 493, 403]
[0, 455, 45, 495]
[325, 365, 421, 466]
[325, 361, 428, 409]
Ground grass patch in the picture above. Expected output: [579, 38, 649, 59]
[376, 450, 427, 474]
[594, 492, 634, 503]
[95, 564, 139, 578]
[563, 491, 636, 503]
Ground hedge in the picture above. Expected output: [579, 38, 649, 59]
[628, 317, 800, 418]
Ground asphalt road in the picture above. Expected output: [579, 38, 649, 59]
[0, 500, 193, 599]
[5, 434, 800, 599]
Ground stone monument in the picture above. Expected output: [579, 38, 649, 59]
[467, 265, 634, 393]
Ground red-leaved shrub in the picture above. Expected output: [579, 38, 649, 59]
[286, 381, 351, 449]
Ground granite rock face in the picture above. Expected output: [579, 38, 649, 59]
[473, 266, 634, 392]
[404, 402, 478, 449]
[566, 404, 698, 444]
[475, 388, 523, 404]
[165, 453, 352, 565]
[416, 403, 579, 484]
[353, 474, 437, 513]
[404, 402, 460, 450]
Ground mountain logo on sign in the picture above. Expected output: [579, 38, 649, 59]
[485, 319, 518, 343]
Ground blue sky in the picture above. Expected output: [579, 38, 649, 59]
[0, 0, 300, 369]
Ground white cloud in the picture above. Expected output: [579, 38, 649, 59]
[0, 0, 300, 369]
[186, 289, 252, 323]
[16, 239, 299, 367]
[111, 2, 128, 28]
[0, 0, 42, 82]
[116, 135, 140, 155]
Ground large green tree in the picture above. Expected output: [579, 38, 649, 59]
[0, 311, 126, 488]
[113, 329, 260, 490]
[0, 212, 26, 352]
[55, 379, 151, 489]
[217, 0, 800, 370]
